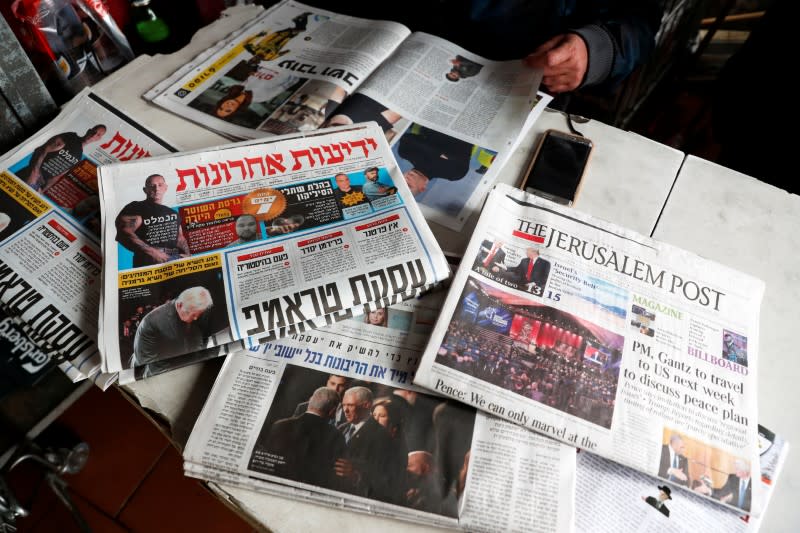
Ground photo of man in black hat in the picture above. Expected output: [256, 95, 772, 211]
[642, 485, 672, 517]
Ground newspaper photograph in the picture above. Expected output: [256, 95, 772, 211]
[575, 425, 788, 532]
[184, 292, 575, 532]
[116, 284, 427, 384]
[0, 90, 174, 386]
[98, 123, 450, 374]
[323, 30, 548, 230]
[146, 0, 411, 140]
[145, 1, 547, 231]
[414, 184, 765, 515]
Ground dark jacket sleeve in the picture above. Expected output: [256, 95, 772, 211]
[132, 314, 160, 366]
[571, 0, 663, 90]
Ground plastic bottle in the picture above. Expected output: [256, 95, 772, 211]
[129, 0, 170, 52]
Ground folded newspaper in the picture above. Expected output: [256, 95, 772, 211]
[98, 123, 450, 378]
[414, 184, 765, 515]
[0, 90, 175, 388]
[576, 425, 788, 532]
[184, 291, 576, 532]
[144, 0, 550, 231]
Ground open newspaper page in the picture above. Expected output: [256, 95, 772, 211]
[0, 90, 174, 387]
[145, 0, 547, 231]
[575, 425, 788, 532]
[327, 33, 546, 231]
[414, 184, 764, 515]
[98, 123, 449, 375]
[146, 0, 411, 140]
[184, 292, 575, 532]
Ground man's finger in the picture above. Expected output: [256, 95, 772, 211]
[524, 53, 547, 69]
[524, 35, 563, 69]
[530, 35, 563, 55]
[546, 42, 573, 67]
[542, 79, 575, 94]
[543, 72, 581, 93]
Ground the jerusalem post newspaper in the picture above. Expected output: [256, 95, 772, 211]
[145, 0, 548, 232]
[0, 90, 174, 387]
[98, 123, 450, 375]
[414, 184, 765, 515]
[575, 425, 789, 532]
[184, 292, 576, 532]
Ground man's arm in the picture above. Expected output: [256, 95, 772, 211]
[176, 226, 190, 256]
[115, 213, 171, 264]
[526, 1, 662, 92]
[717, 481, 735, 504]
[574, 0, 662, 89]
[507, 258, 526, 277]
[24, 136, 65, 188]
[132, 317, 160, 366]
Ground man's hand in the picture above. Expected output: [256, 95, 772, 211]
[146, 248, 171, 264]
[525, 33, 588, 93]
[334, 458, 360, 482]
[667, 467, 688, 482]
[268, 219, 301, 235]
[693, 484, 713, 496]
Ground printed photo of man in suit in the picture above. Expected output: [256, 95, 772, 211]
[473, 239, 506, 273]
[658, 433, 689, 487]
[293, 374, 349, 426]
[335, 386, 405, 503]
[262, 387, 346, 487]
[716, 458, 752, 511]
[506, 247, 551, 293]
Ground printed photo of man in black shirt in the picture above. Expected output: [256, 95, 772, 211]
[115, 173, 190, 267]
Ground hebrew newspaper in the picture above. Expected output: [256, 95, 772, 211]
[98, 123, 449, 375]
[0, 90, 174, 387]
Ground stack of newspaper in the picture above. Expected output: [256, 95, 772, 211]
[0, 0, 553, 388]
[185, 185, 785, 531]
[184, 291, 576, 531]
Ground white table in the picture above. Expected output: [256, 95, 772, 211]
[97, 5, 690, 532]
[652, 156, 799, 533]
[435, 108, 683, 255]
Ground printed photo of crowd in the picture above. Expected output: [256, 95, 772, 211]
[248, 365, 476, 518]
[435, 278, 624, 429]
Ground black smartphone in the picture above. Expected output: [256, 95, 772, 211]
[519, 129, 593, 206]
